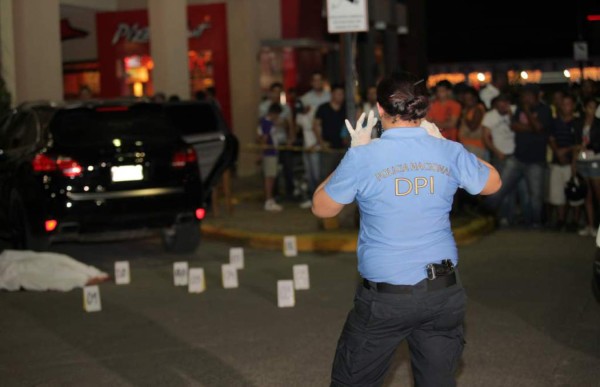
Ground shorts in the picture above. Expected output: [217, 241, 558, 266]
[547, 164, 572, 206]
[262, 155, 278, 178]
[577, 160, 600, 179]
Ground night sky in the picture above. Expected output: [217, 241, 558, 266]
[425, 0, 599, 63]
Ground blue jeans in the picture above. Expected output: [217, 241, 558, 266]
[491, 156, 528, 224]
[303, 151, 321, 195]
[487, 156, 546, 225]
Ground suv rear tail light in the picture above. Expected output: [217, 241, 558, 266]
[195, 208, 206, 220]
[172, 148, 197, 168]
[32, 154, 57, 172]
[57, 158, 83, 177]
[32, 154, 83, 177]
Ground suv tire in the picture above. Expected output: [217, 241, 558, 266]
[162, 221, 200, 253]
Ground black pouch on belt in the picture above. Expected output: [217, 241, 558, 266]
[426, 259, 455, 280]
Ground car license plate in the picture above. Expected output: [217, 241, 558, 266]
[111, 165, 143, 182]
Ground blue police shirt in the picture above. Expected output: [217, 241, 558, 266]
[324, 127, 490, 285]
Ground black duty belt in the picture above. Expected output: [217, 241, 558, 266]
[363, 271, 457, 294]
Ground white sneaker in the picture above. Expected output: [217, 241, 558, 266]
[264, 199, 283, 212]
[578, 227, 594, 237]
[299, 200, 312, 209]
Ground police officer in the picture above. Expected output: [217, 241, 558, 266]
[312, 72, 502, 387]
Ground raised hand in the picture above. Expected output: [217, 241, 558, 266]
[346, 111, 378, 148]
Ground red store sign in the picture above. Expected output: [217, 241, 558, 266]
[96, 4, 231, 125]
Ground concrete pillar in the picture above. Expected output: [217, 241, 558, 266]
[148, 0, 189, 99]
[0, 0, 17, 105]
[13, 0, 63, 103]
[226, 0, 280, 176]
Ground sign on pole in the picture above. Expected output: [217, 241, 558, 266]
[574, 41, 588, 61]
[327, 0, 369, 34]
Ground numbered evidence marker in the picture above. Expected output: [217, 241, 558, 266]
[83, 285, 102, 312]
[114, 261, 131, 285]
[283, 235, 298, 257]
[293, 264, 310, 290]
[221, 264, 239, 289]
[277, 280, 295, 308]
[229, 247, 245, 269]
[173, 261, 189, 286]
[188, 268, 206, 293]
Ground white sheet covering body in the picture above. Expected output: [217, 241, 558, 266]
[0, 250, 108, 291]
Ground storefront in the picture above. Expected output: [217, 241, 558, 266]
[89, 4, 231, 123]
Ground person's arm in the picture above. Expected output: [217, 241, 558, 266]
[523, 107, 544, 133]
[438, 103, 461, 130]
[465, 107, 484, 131]
[312, 173, 345, 218]
[313, 117, 324, 147]
[439, 114, 460, 130]
[511, 106, 536, 132]
[479, 158, 502, 195]
[285, 110, 296, 146]
[548, 135, 568, 164]
[482, 125, 504, 160]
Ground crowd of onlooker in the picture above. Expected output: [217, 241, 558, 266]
[257, 72, 600, 236]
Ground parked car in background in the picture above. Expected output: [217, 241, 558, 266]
[0, 101, 232, 253]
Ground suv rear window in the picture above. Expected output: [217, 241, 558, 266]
[164, 102, 220, 136]
[50, 104, 178, 146]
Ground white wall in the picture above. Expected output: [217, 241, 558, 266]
[60, 5, 98, 62]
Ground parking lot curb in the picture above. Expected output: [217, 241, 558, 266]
[201, 215, 495, 253]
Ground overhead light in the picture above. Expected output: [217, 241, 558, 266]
[477, 73, 485, 82]
[520, 71, 529, 80]
[45, 220, 58, 232]
[563, 69, 571, 78]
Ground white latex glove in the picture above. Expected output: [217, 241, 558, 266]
[421, 119, 445, 140]
[345, 111, 378, 147]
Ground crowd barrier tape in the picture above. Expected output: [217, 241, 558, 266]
[243, 143, 348, 154]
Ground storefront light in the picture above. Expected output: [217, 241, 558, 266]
[563, 69, 571, 78]
[477, 73, 485, 82]
[520, 71, 529, 80]
[133, 82, 143, 97]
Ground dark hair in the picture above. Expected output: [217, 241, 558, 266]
[492, 93, 511, 105]
[435, 80, 453, 91]
[168, 94, 180, 102]
[562, 93, 576, 103]
[206, 86, 216, 96]
[463, 87, 479, 98]
[269, 82, 283, 91]
[331, 83, 344, 92]
[195, 90, 207, 101]
[268, 103, 283, 115]
[377, 71, 429, 121]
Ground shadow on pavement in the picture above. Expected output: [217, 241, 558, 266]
[4, 285, 255, 387]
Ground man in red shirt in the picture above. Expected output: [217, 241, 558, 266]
[427, 80, 462, 141]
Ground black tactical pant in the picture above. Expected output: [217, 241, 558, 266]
[331, 277, 466, 387]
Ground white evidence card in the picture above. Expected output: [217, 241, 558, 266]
[277, 280, 295, 308]
[114, 261, 130, 285]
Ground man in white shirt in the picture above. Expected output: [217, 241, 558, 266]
[482, 94, 523, 227]
[482, 94, 514, 164]
[297, 73, 331, 208]
[300, 72, 331, 119]
[479, 71, 508, 110]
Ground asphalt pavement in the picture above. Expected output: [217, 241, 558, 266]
[0, 228, 598, 387]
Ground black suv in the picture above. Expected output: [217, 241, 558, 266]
[0, 101, 232, 253]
